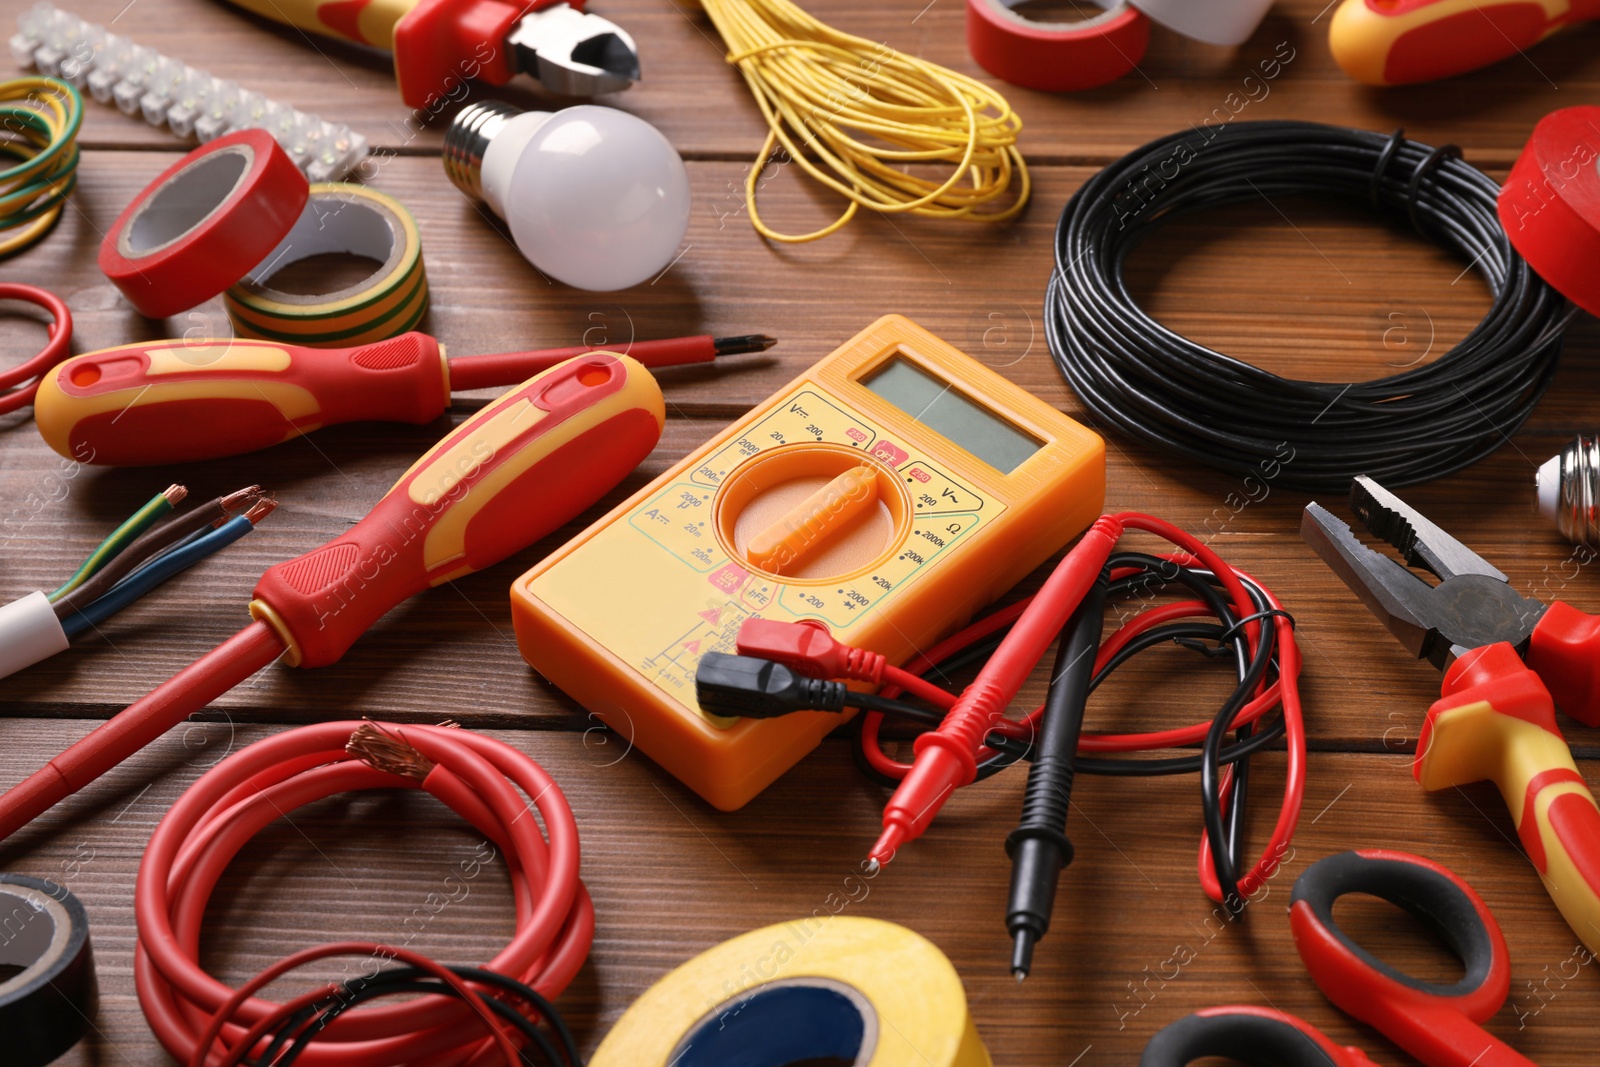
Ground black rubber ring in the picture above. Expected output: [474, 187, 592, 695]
[1290, 851, 1495, 999]
[1140, 1011, 1343, 1066]
[0, 874, 97, 1067]
[1370, 126, 1407, 211]
[1406, 143, 1463, 235]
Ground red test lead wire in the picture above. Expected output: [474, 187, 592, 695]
[863, 512, 1306, 905]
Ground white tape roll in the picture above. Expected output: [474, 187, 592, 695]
[1132, 0, 1275, 46]
[0, 591, 69, 680]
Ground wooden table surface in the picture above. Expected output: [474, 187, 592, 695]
[4, 0, 1600, 1063]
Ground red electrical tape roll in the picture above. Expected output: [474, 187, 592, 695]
[1498, 106, 1600, 318]
[98, 130, 308, 320]
[966, 0, 1149, 93]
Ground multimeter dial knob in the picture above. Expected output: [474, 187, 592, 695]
[714, 443, 911, 582]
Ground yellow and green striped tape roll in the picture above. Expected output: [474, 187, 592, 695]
[224, 183, 428, 348]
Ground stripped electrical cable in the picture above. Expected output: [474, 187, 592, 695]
[0, 484, 271, 680]
[135, 721, 592, 1067]
[50, 485, 264, 616]
[58, 497, 276, 638]
[48, 484, 187, 602]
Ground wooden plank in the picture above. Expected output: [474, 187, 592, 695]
[0, 728, 1593, 1065]
[36, 0, 1600, 163]
[3, 153, 1598, 746]
[5, 362, 1599, 750]
[8, 152, 1600, 418]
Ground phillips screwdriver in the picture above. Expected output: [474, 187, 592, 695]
[34, 331, 773, 467]
[0, 352, 665, 842]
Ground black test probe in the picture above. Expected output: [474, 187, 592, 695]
[1005, 568, 1109, 980]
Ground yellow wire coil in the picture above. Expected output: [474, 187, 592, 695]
[697, 0, 1030, 242]
[0, 77, 81, 259]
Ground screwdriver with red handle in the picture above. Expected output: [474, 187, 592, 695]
[32, 330, 772, 467]
[0, 352, 665, 842]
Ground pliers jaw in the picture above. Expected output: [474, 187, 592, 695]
[1302, 477, 1547, 672]
[508, 4, 641, 97]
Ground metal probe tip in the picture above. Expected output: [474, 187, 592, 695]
[863, 858, 880, 876]
[712, 334, 779, 356]
[1011, 929, 1036, 981]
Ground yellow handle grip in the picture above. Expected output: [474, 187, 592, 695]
[221, 0, 418, 51]
[1416, 644, 1600, 955]
[250, 352, 665, 667]
[1329, 0, 1576, 86]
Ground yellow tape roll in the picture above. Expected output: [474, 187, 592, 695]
[590, 917, 990, 1067]
[224, 183, 427, 348]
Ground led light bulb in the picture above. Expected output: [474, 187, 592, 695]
[444, 101, 690, 292]
[1538, 436, 1600, 546]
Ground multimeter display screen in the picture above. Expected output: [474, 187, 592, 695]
[861, 356, 1042, 473]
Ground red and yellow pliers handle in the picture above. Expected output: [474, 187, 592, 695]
[1417, 642, 1600, 956]
[1330, 0, 1600, 86]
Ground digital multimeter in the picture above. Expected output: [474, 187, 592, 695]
[511, 316, 1106, 809]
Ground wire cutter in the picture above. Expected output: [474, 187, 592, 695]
[1143, 850, 1534, 1067]
[221, 0, 640, 107]
[1302, 476, 1600, 956]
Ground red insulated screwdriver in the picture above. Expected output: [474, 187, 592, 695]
[0, 352, 665, 842]
[32, 331, 773, 466]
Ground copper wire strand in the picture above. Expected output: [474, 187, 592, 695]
[52, 486, 264, 619]
[347, 723, 436, 782]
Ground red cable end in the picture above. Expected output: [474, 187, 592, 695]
[736, 619, 884, 684]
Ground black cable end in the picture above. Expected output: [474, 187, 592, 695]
[694, 652, 847, 718]
[1010, 928, 1036, 981]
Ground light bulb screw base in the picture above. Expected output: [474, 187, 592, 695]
[1542, 436, 1600, 546]
[443, 100, 524, 201]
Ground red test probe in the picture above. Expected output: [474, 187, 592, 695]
[0, 352, 665, 843]
[855, 512, 1306, 897]
[33, 330, 772, 466]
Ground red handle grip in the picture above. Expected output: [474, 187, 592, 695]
[1289, 848, 1530, 1067]
[33, 333, 451, 466]
[1528, 600, 1600, 727]
[1416, 643, 1600, 958]
[250, 352, 664, 667]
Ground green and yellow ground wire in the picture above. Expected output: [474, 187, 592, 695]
[0, 76, 82, 259]
[48, 485, 187, 602]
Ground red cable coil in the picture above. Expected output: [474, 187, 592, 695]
[134, 721, 592, 1067]
[0, 283, 72, 415]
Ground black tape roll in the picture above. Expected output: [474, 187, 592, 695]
[0, 874, 96, 1066]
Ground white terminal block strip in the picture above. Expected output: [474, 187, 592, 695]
[11, 2, 368, 181]
[0, 591, 70, 681]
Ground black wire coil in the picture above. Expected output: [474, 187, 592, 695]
[1045, 121, 1572, 492]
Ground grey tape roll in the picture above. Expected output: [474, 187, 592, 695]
[0, 874, 97, 1066]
